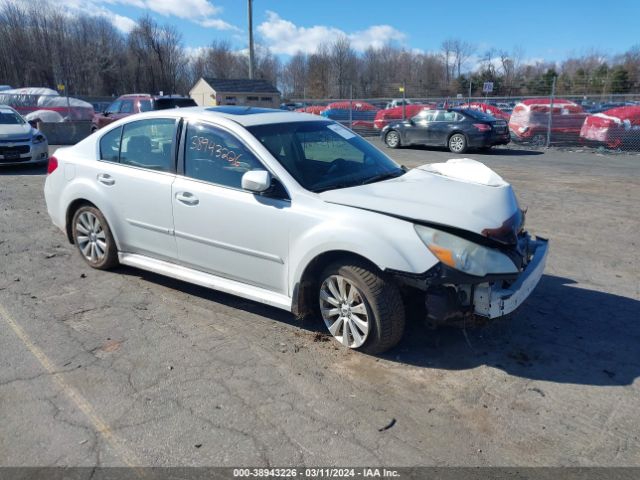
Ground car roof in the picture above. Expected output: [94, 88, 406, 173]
[124, 106, 327, 127]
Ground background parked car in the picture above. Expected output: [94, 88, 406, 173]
[580, 105, 640, 149]
[459, 102, 511, 121]
[509, 99, 587, 145]
[0, 104, 48, 165]
[294, 105, 327, 115]
[374, 104, 436, 130]
[91, 94, 196, 131]
[381, 108, 510, 153]
[321, 101, 379, 130]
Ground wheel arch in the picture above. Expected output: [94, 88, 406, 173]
[65, 199, 96, 243]
[291, 250, 382, 318]
[447, 129, 468, 143]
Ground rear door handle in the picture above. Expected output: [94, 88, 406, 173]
[175, 192, 199, 206]
[97, 173, 115, 186]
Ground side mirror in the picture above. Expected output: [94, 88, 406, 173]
[241, 170, 272, 193]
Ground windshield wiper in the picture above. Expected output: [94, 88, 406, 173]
[360, 170, 405, 185]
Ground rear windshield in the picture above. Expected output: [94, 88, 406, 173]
[154, 98, 197, 110]
[461, 109, 495, 121]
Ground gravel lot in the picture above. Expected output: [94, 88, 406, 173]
[1, 143, 639, 467]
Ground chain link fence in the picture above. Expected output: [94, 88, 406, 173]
[290, 84, 640, 152]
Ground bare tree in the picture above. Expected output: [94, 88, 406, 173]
[330, 35, 357, 98]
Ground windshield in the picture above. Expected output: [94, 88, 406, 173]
[248, 121, 404, 193]
[0, 109, 25, 125]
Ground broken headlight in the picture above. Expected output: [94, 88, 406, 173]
[415, 225, 518, 277]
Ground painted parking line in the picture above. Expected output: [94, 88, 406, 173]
[0, 302, 144, 473]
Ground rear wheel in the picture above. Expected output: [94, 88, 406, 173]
[385, 130, 401, 149]
[72, 206, 118, 270]
[448, 133, 467, 153]
[318, 261, 405, 354]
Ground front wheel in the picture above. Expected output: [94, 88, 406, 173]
[448, 133, 467, 153]
[318, 261, 405, 354]
[384, 130, 401, 149]
[72, 205, 118, 270]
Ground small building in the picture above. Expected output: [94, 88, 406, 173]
[189, 78, 281, 109]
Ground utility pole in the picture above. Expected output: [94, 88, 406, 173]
[248, 0, 255, 79]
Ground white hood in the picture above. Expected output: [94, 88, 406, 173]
[0, 123, 32, 139]
[320, 159, 520, 236]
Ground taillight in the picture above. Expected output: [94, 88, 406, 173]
[47, 155, 58, 174]
[473, 123, 492, 132]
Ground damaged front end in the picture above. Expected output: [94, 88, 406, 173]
[389, 222, 549, 326]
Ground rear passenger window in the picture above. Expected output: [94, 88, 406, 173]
[99, 126, 122, 162]
[119, 119, 175, 172]
[185, 123, 263, 189]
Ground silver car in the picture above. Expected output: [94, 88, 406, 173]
[0, 105, 49, 166]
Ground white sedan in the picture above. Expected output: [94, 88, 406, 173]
[44, 107, 548, 353]
[0, 105, 49, 166]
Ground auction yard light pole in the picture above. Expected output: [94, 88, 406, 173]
[248, 0, 255, 79]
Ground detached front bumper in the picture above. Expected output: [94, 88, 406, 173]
[473, 238, 549, 318]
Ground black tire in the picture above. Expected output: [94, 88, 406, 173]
[319, 260, 405, 354]
[71, 205, 118, 270]
[384, 130, 401, 149]
[448, 133, 468, 153]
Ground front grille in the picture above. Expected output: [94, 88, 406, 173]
[0, 138, 30, 143]
[0, 145, 30, 155]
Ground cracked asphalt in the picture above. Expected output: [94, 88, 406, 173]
[1, 144, 639, 467]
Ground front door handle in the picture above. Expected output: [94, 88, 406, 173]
[175, 192, 199, 206]
[97, 173, 115, 186]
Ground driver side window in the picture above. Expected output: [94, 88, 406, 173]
[184, 123, 264, 189]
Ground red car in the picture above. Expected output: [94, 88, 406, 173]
[459, 102, 510, 121]
[374, 104, 436, 130]
[580, 105, 640, 149]
[91, 94, 196, 131]
[509, 99, 587, 145]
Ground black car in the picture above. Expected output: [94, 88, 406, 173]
[153, 95, 197, 110]
[381, 108, 510, 153]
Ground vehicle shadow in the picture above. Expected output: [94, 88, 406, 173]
[385, 274, 640, 386]
[401, 145, 545, 156]
[114, 267, 640, 387]
[0, 163, 47, 175]
[113, 265, 324, 334]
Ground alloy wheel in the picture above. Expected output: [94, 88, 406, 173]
[449, 134, 465, 153]
[385, 131, 400, 148]
[319, 275, 370, 348]
[75, 211, 107, 263]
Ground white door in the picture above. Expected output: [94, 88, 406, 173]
[95, 118, 178, 261]
[172, 121, 290, 293]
